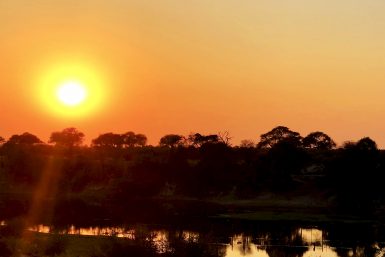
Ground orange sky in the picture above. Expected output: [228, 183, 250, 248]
[1, 0, 385, 146]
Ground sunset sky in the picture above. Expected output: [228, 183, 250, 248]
[1, 0, 385, 146]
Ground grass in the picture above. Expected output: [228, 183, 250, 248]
[204, 193, 378, 223]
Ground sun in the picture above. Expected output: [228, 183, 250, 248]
[35, 60, 110, 118]
[56, 81, 87, 106]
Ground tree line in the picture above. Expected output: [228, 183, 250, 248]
[0, 126, 338, 150]
[0, 125, 384, 217]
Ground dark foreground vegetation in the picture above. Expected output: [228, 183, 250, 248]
[1, 125, 385, 222]
[2, 126, 385, 256]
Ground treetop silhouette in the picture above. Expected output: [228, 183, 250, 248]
[7, 132, 42, 145]
[303, 131, 336, 150]
[49, 127, 85, 147]
[159, 134, 184, 148]
[92, 131, 147, 148]
[257, 126, 302, 149]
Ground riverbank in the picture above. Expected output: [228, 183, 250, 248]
[1, 188, 384, 226]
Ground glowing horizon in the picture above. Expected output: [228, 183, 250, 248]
[1, 1, 385, 146]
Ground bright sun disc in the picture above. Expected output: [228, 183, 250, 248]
[57, 81, 87, 106]
[35, 60, 109, 118]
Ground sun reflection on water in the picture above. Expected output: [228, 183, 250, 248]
[6, 223, 368, 257]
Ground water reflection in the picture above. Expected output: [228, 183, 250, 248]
[303, 248, 338, 257]
[25, 226, 355, 257]
[299, 228, 323, 245]
[3, 221, 383, 257]
[28, 224, 136, 238]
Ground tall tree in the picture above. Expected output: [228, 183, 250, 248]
[328, 137, 380, 212]
[49, 127, 85, 147]
[257, 126, 302, 149]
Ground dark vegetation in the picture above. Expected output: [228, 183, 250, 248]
[1, 126, 385, 256]
[1, 126, 385, 222]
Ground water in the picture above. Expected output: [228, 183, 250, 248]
[17, 222, 384, 257]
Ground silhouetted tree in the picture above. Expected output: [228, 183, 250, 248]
[257, 126, 302, 149]
[187, 133, 219, 147]
[264, 139, 308, 191]
[92, 133, 124, 148]
[159, 134, 184, 147]
[303, 131, 336, 150]
[123, 132, 147, 147]
[203, 135, 219, 144]
[49, 128, 85, 147]
[187, 133, 203, 147]
[356, 137, 377, 152]
[7, 132, 43, 145]
[122, 132, 137, 147]
[326, 136, 380, 213]
[134, 133, 147, 147]
[218, 131, 232, 145]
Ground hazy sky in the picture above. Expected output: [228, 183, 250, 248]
[1, 0, 385, 146]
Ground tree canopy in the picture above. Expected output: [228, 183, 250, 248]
[7, 132, 42, 145]
[122, 132, 147, 147]
[92, 131, 147, 148]
[49, 127, 85, 147]
[257, 126, 302, 149]
[187, 133, 220, 147]
[356, 137, 378, 152]
[303, 131, 336, 150]
[92, 133, 124, 148]
[159, 134, 184, 147]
